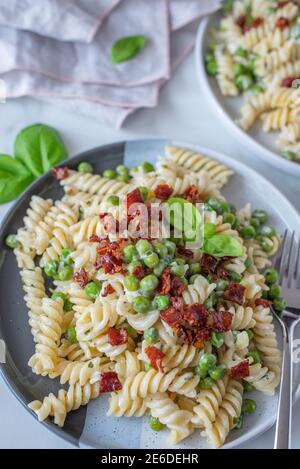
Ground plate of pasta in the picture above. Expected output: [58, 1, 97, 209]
[0, 139, 300, 449]
[196, 0, 300, 177]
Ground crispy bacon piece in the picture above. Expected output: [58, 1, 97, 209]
[159, 267, 172, 294]
[99, 371, 122, 393]
[89, 234, 107, 243]
[230, 359, 250, 379]
[183, 185, 201, 203]
[154, 184, 173, 200]
[145, 346, 165, 373]
[281, 76, 297, 88]
[160, 306, 182, 327]
[73, 268, 89, 288]
[52, 166, 69, 181]
[237, 15, 263, 33]
[177, 326, 194, 345]
[276, 17, 290, 29]
[236, 15, 246, 29]
[224, 283, 245, 305]
[211, 310, 233, 332]
[250, 17, 264, 29]
[102, 284, 115, 297]
[96, 239, 125, 275]
[170, 276, 186, 296]
[132, 265, 149, 280]
[108, 327, 128, 346]
[200, 253, 218, 275]
[255, 298, 272, 308]
[183, 304, 208, 328]
[176, 246, 194, 259]
[278, 1, 289, 7]
[126, 188, 144, 209]
[194, 328, 211, 349]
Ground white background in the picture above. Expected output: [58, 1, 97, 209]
[0, 53, 299, 449]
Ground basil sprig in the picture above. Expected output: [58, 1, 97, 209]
[111, 35, 147, 64]
[203, 232, 244, 258]
[0, 124, 68, 204]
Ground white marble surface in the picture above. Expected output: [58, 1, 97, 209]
[0, 53, 299, 449]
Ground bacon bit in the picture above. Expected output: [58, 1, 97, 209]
[159, 267, 172, 294]
[99, 371, 122, 393]
[102, 284, 115, 297]
[73, 268, 89, 288]
[183, 304, 208, 328]
[108, 327, 128, 346]
[89, 234, 107, 243]
[194, 328, 211, 349]
[132, 265, 149, 280]
[217, 257, 232, 279]
[126, 188, 144, 209]
[281, 76, 297, 88]
[236, 15, 246, 29]
[276, 17, 290, 29]
[255, 298, 272, 308]
[200, 253, 218, 275]
[52, 166, 69, 181]
[145, 346, 165, 373]
[224, 283, 245, 306]
[170, 296, 184, 311]
[183, 185, 201, 203]
[177, 326, 194, 345]
[230, 359, 250, 379]
[211, 310, 233, 332]
[237, 15, 263, 33]
[99, 212, 119, 235]
[250, 17, 264, 29]
[96, 239, 125, 275]
[177, 246, 194, 259]
[170, 276, 186, 296]
[154, 184, 173, 200]
[160, 307, 182, 327]
[278, 1, 289, 7]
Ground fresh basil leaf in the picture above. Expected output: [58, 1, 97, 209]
[165, 197, 202, 241]
[111, 35, 147, 64]
[0, 154, 33, 204]
[203, 234, 244, 258]
[204, 223, 217, 239]
[15, 124, 68, 178]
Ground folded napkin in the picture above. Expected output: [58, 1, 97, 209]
[0, 0, 220, 127]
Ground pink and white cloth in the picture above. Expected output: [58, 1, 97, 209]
[0, 0, 220, 127]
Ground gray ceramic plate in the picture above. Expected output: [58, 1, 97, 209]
[0, 139, 300, 449]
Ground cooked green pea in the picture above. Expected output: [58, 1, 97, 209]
[264, 268, 279, 285]
[149, 416, 165, 432]
[63, 299, 74, 312]
[154, 294, 170, 311]
[252, 209, 268, 224]
[51, 291, 66, 301]
[207, 197, 222, 213]
[204, 292, 217, 310]
[60, 248, 74, 266]
[139, 186, 148, 201]
[206, 56, 218, 76]
[144, 362, 152, 372]
[165, 240, 176, 258]
[153, 260, 167, 277]
[116, 165, 129, 176]
[103, 169, 117, 179]
[211, 332, 225, 349]
[240, 225, 256, 239]
[243, 380, 254, 393]
[250, 217, 260, 229]
[117, 175, 129, 183]
[251, 84, 264, 95]
[170, 261, 185, 278]
[234, 415, 243, 429]
[273, 297, 287, 313]
[133, 295, 152, 314]
[200, 377, 214, 390]
[242, 399, 257, 415]
[228, 271, 242, 283]
[58, 265, 73, 281]
[283, 151, 297, 161]
[235, 73, 254, 91]
[123, 245, 138, 263]
[189, 263, 201, 276]
[245, 257, 252, 269]
[5, 234, 19, 249]
[234, 63, 249, 76]
[143, 252, 159, 269]
[232, 218, 241, 230]
[127, 260, 142, 275]
[198, 353, 217, 373]
[216, 279, 229, 291]
[66, 327, 77, 344]
[224, 212, 236, 225]
[84, 281, 101, 299]
[209, 364, 227, 381]
[140, 274, 159, 292]
[261, 239, 273, 253]
[141, 161, 155, 173]
[220, 200, 230, 213]
[129, 166, 138, 176]
[269, 284, 280, 300]
[124, 275, 140, 292]
[247, 349, 262, 364]
[107, 195, 119, 206]
[235, 47, 248, 58]
[153, 242, 168, 258]
[144, 328, 158, 344]
[136, 239, 153, 257]
[78, 162, 93, 173]
[258, 225, 276, 237]
[44, 260, 59, 278]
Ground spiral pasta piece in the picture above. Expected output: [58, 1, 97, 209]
[61, 170, 134, 196]
[192, 376, 229, 430]
[20, 267, 46, 340]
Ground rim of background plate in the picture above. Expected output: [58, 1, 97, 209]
[0, 138, 300, 449]
[195, 13, 300, 178]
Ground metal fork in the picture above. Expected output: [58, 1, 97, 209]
[273, 230, 300, 449]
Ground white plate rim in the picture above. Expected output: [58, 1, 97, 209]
[195, 13, 300, 178]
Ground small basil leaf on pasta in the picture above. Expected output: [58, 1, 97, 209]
[203, 234, 243, 258]
[15, 124, 68, 178]
[0, 154, 33, 204]
[165, 197, 202, 241]
[111, 35, 147, 64]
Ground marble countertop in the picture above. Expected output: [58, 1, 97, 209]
[0, 53, 299, 449]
